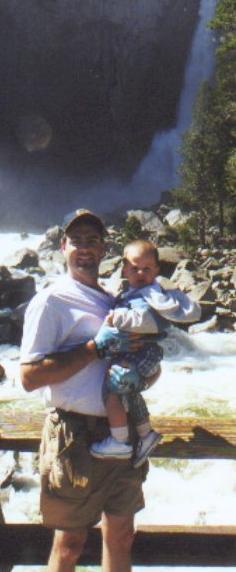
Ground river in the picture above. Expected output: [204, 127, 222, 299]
[1, 325, 236, 572]
[1, 1, 232, 569]
[0, 233, 236, 570]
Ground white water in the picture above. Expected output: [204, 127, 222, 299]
[0, 232, 44, 265]
[0, 233, 235, 533]
[0, 234, 235, 571]
[131, 0, 217, 198]
[1, 330, 235, 530]
[0, 4, 232, 570]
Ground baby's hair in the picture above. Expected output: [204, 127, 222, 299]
[123, 239, 159, 266]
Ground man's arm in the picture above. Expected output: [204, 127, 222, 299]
[20, 324, 144, 392]
[20, 339, 97, 392]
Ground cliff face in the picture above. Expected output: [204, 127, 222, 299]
[0, 0, 200, 227]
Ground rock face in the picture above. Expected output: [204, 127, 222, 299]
[0, 0, 200, 228]
[0, 266, 36, 343]
[1, 204, 236, 343]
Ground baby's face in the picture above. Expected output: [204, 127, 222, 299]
[123, 249, 159, 288]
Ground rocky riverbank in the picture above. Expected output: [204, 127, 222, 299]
[0, 205, 235, 526]
[0, 206, 235, 357]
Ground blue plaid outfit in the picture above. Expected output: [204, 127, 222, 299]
[104, 287, 168, 425]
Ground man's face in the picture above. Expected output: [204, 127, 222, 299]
[123, 248, 159, 288]
[61, 222, 105, 283]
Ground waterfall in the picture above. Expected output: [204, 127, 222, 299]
[131, 0, 217, 201]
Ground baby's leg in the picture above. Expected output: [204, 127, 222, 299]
[106, 392, 127, 429]
[104, 364, 132, 442]
[128, 393, 162, 468]
[90, 364, 133, 460]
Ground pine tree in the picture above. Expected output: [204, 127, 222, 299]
[173, 0, 236, 244]
[174, 83, 218, 245]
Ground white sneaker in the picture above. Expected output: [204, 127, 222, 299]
[133, 431, 162, 468]
[90, 436, 133, 460]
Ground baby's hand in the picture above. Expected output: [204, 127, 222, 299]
[104, 311, 114, 326]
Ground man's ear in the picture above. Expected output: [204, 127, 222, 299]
[155, 264, 160, 276]
[101, 239, 106, 257]
[60, 236, 66, 253]
[121, 259, 127, 278]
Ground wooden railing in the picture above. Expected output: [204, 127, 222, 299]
[1, 410, 236, 568]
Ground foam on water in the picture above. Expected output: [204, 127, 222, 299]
[137, 458, 236, 527]
[0, 232, 44, 265]
[1, 328, 235, 529]
[145, 328, 236, 418]
[0, 231, 235, 542]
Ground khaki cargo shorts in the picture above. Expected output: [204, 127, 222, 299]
[40, 408, 148, 530]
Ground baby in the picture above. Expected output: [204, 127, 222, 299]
[91, 240, 201, 467]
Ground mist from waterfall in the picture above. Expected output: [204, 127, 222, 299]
[0, 0, 218, 229]
[131, 0, 217, 200]
[55, 0, 217, 226]
[71, 0, 217, 220]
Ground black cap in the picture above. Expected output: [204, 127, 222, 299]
[63, 209, 106, 236]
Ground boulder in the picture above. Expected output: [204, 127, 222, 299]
[0, 266, 12, 280]
[229, 298, 236, 312]
[0, 269, 35, 309]
[197, 300, 217, 320]
[0, 364, 6, 381]
[39, 251, 65, 276]
[172, 258, 197, 272]
[127, 210, 167, 236]
[189, 315, 218, 334]
[163, 208, 189, 227]
[100, 266, 123, 296]
[0, 318, 14, 344]
[6, 248, 39, 269]
[187, 280, 216, 302]
[231, 268, 236, 289]
[170, 268, 196, 290]
[39, 225, 63, 252]
[99, 256, 121, 278]
[157, 275, 177, 290]
[158, 247, 186, 265]
[201, 257, 221, 270]
[209, 266, 233, 282]
[158, 246, 185, 278]
[0, 300, 31, 345]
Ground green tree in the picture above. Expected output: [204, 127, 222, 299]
[173, 0, 236, 245]
[174, 83, 219, 245]
[210, 0, 236, 233]
[121, 215, 150, 244]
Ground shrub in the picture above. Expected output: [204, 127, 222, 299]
[121, 216, 150, 245]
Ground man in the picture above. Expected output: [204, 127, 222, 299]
[20, 209, 147, 572]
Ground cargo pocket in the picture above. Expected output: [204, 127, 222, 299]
[39, 411, 59, 479]
[47, 413, 92, 499]
[50, 439, 91, 492]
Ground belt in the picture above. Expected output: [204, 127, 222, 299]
[55, 407, 107, 432]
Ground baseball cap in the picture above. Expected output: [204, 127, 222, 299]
[63, 209, 107, 236]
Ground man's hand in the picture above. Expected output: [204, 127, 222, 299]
[94, 323, 162, 359]
[94, 324, 132, 358]
[94, 323, 150, 358]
